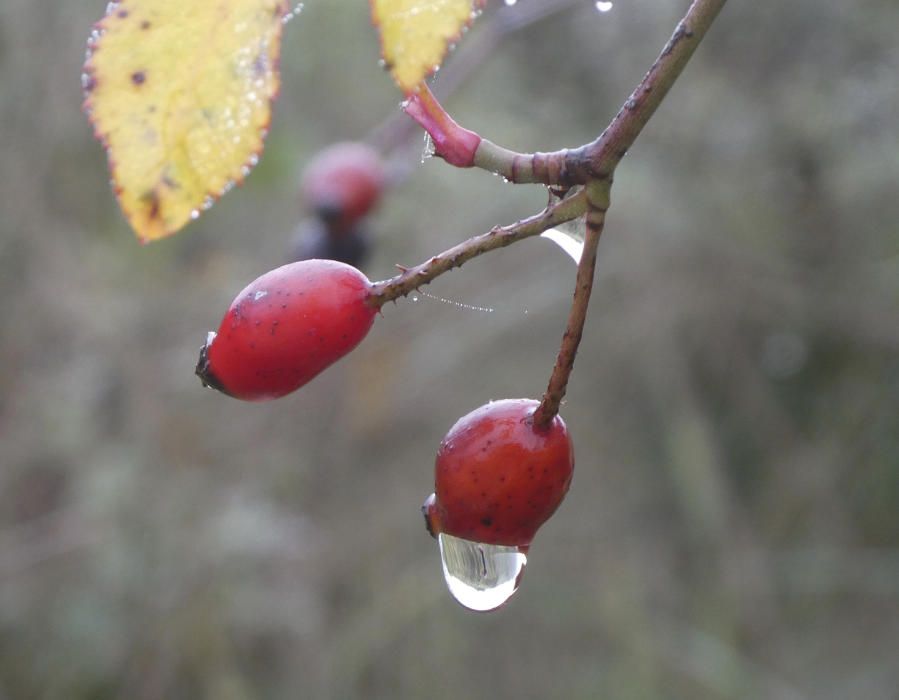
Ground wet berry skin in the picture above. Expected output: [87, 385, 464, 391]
[196, 260, 377, 401]
[424, 399, 574, 547]
[300, 142, 385, 231]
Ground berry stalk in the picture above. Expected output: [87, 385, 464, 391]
[533, 180, 609, 429]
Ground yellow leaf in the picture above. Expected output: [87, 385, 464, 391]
[371, 0, 484, 94]
[83, 0, 291, 242]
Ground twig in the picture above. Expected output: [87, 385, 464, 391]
[533, 180, 609, 428]
[367, 0, 582, 157]
[372, 0, 727, 423]
[366, 189, 587, 306]
[582, 0, 729, 178]
[410, 0, 729, 185]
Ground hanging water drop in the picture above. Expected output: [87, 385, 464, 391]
[596, 1, 613, 12]
[438, 532, 527, 612]
[541, 227, 584, 264]
[421, 132, 435, 163]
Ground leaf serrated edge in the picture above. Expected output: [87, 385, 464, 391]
[81, 0, 293, 242]
[369, 0, 487, 95]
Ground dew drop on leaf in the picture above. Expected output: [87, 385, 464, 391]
[83, 0, 291, 241]
[438, 532, 527, 612]
[371, 0, 484, 93]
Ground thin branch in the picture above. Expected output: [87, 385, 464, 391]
[412, 0, 729, 185]
[581, 0, 729, 177]
[369, 0, 727, 306]
[366, 189, 587, 307]
[533, 180, 609, 428]
[372, 0, 728, 378]
[367, 0, 582, 157]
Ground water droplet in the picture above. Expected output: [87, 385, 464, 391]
[595, 1, 614, 12]
[541, 227, 584, 264]
[421, 132, 435, 163]
[438, 533, 527, 612]
[190, 209, 200, 220]
[416, 289, 494, 313]
[504, 0, 517, 5]
[280, 2, 304, 24]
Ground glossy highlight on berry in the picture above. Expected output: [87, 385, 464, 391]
[196, 259, 377, 401]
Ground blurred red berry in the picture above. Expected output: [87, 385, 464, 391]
[300, 142, 385, 232]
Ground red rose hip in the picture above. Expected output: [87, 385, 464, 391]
[424, 399, 574, 547]
[196, 259, 377, 400]
[300, 142, 385, 231]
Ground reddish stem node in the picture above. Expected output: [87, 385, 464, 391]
[403, 84, 482, 168]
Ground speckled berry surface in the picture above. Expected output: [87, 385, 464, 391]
[428, 399, 574, 546]
[197, 259, 376, 401]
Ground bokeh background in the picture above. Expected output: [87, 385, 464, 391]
[2, 0, 898, 698]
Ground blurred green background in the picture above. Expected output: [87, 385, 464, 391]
[1, 0, 898, 698]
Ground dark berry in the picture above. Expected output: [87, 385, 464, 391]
[288, 217, 372, 269]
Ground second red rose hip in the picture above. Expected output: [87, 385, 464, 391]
[196, 259, 377, 400]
